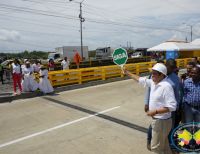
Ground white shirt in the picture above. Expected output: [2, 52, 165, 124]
[61, 60, 70, 70]
[22, 66, 33, 75]
[139, 77, 177, 119]
[12, 63, 21, 74]
[32, 63, 41, 72]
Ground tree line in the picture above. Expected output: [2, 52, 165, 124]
[0, 50, 48, 60]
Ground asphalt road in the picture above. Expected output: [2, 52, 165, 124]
[0, 79, 152, 154]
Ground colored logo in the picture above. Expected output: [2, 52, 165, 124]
[171, 123, 200, 152]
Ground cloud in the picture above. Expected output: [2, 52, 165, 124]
[0, 29, 21, 42]
[0, 0, 200, 52]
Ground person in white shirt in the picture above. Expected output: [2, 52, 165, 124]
[39, 65, 54, 94]
[61, 57, 70, 70]
[123, 63, 177, 154]
[11, 59, 22, 95]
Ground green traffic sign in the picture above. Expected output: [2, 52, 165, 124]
[112, 48, 128, 66]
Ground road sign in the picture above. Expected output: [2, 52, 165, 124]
[112, 48, 128, 66]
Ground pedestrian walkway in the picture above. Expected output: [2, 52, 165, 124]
[0, 76, 129, 103]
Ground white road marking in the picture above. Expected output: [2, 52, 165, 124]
[0, 106, 120, 149]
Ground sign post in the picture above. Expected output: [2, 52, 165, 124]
[112, 48, 128, 73]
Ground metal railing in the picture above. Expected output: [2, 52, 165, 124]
[48, 58, 192, 87]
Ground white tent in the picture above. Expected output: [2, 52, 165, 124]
[147, 41, 200, 52]
[191, 39, 200, 46]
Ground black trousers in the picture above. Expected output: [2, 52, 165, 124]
[0, 71, 4, 84]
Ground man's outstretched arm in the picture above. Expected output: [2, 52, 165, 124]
[123, 68, 140, 82]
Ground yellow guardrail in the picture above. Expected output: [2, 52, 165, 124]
[48, 58, 193, 87]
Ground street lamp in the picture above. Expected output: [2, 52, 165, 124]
[69, 0, 85, 59]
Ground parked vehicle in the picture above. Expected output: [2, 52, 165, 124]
[95, 47, 114, 60]
[48, 46, 89, 62]
[131, 52, 143, 58]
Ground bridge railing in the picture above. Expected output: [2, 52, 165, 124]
[48, 58, 193, 87]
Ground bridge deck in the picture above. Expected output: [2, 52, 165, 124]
[0, 80, 151, 154]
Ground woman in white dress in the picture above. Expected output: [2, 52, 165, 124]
[39, 65, 54, 94]
[21, 61, 38, 92]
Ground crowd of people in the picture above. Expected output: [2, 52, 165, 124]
[123, 57, 200, 154]
[11, 59, 54, 95]
[48, 50, 82, 71]
[0, 51, 82, 95]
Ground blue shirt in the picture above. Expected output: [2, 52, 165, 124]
[167, 73, 181, 105]
[183, 78, 200, 105]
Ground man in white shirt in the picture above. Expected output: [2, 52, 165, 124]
[61, 57, 70, 70]
[123, 63, 177, 154]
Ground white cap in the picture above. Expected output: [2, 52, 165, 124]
[152, 63, 167, 76]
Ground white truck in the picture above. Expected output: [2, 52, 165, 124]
[48, 46, 89, 62]
[95, 47, 114, 60]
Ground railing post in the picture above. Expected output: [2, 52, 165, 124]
[136, 64, 140, 75]
[120, 66, 124, 77]
[78, 70, 82, 84]
[184, 59, 188, 67]
[102, 68, 106, 80]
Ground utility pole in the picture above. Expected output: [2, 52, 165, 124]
[183, 23, 194, 42]
[190, 25, 193, 42]
[185, 36, 188, 43]
[69, 0, 85, 59]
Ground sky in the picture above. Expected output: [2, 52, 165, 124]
[0, 0, 200, 52]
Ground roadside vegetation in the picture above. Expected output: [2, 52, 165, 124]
[0, 50, 48, 60]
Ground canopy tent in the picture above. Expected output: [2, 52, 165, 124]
[147, 41, 200, 52]
[191, 39, 200, 46]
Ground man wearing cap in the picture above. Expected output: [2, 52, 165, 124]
[123, 63, 177, 154]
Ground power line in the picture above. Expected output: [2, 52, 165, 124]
[0, 13, 79, 30]
[0, 2, 197, 37]
[0, 3, 79, 20]
[0, 27, 78, 37]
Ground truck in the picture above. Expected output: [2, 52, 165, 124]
[48, 46, 89, 62]
[95, 47, 114, 60]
